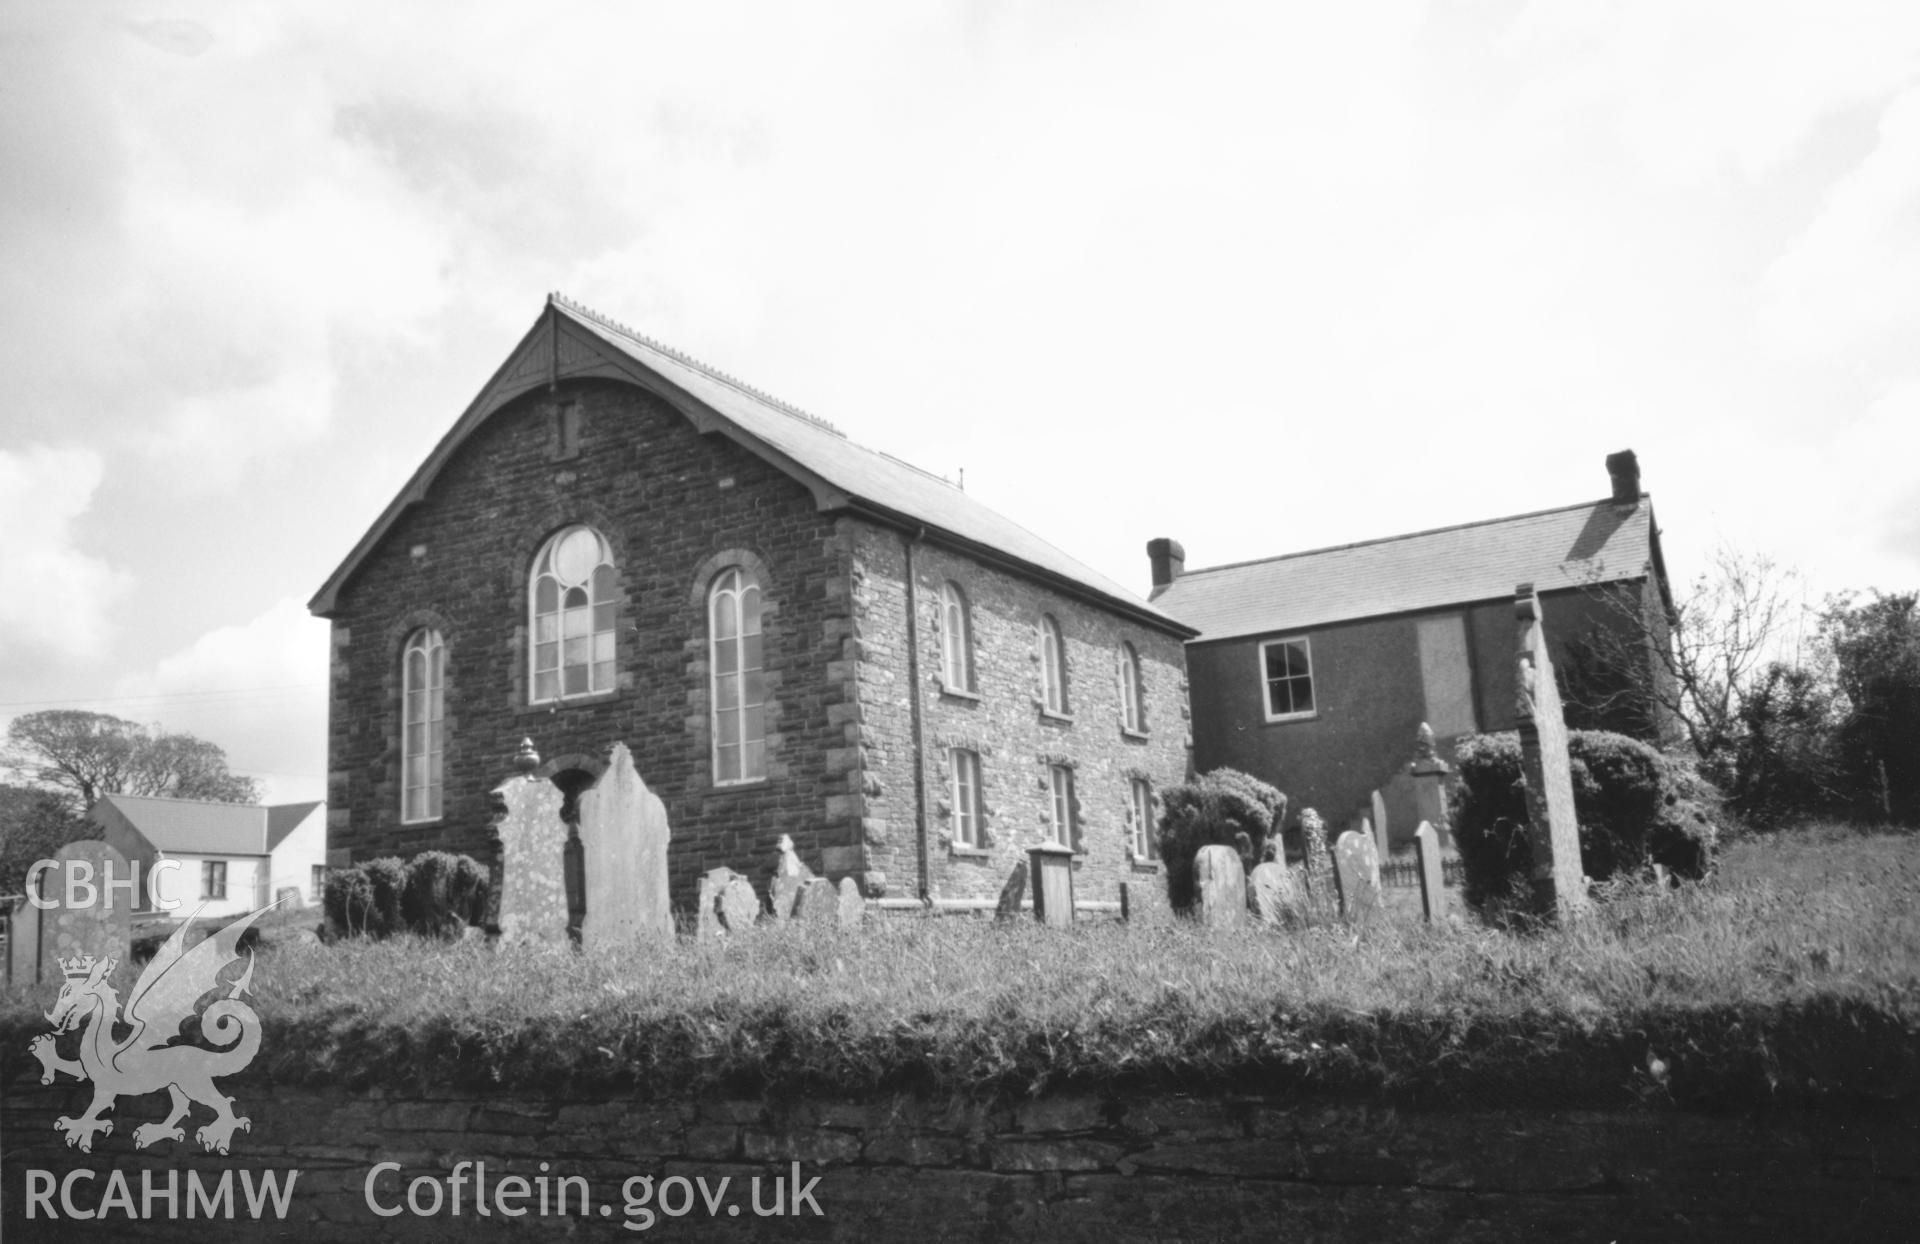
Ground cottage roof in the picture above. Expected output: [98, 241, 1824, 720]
[309, 296, 1193, 636]
[95, 794, 318, 857]
[1155, 497, 1666, 643]
[265, 801, 323, 850]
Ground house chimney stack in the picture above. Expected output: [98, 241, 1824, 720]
[1605, 450, 1641, 507]
[1147, 538, 1186, 596]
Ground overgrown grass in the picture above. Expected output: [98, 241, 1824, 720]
[6, 826, 1916, 1108]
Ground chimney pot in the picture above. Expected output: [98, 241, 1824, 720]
[1147, 538, 1186, 595]
[1605, 449, 1641, 507]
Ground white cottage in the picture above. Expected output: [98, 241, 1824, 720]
[92, 794, 328, 918]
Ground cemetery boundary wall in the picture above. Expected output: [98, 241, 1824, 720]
[3, 1078, 1915, 1241]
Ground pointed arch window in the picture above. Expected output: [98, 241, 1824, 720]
[940, 581, 975, 693]
[531, 525, 617, 704]
[1040, 615, 1067, 714]
[402, 628, 445, 823]
[709, 566, 766, 784]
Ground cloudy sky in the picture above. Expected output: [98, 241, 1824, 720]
[3, 1, 1917, 803]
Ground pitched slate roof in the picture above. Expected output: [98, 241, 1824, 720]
[1155, 498, 1663, 643]
[97, 794, 320, 857]
[264, 801, 322, 850]
[310, 295, 1192, 636]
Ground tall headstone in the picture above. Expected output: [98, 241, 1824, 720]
[1028, 844, 1075, 928]
[1248, 861, 1301, 925]
[1409, 723, 1453, 849]
[1193, 844, 1247, 929]
[995, 860, 1029, 920]
[1331, 829, 1382, 923]
[792, 877, 837, 926]
[1514, 584, 1588, 921]
[1299, 808, 1332, 896]
[39, 841, 135, 990]
[1413, 820, 1447, 923]
[1370, 790, 1390, 857]
[768, 834, 813, 922]
[836, 876, 865, 928]
[490, 741, 570, 945]
[574, 742, 674, 951]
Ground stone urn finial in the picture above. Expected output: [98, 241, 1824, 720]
[1415, 722, 1437, 762]
[513, 737, 541, 776]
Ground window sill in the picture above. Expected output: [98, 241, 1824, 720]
[518, 690, 623, 715]
[938, 684, 982, 704]
[1120, 726, 1150, 742]
[1039, 709, 1075, 725]
[1130, 855, 1163, 872]
[708, 778, 770, 794]
[948, 842, 993, 859]
[1262, 711, 1319, 725]
[399, 816, 445, 828]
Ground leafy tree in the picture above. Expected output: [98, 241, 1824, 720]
[0, 784, 96, 895]
[1727, 660, 1847, 825]
[1822, 591, 1920, 822]
[1, 709, 261, 813]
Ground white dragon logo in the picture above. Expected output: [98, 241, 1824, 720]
[28, 905, 272, 1155]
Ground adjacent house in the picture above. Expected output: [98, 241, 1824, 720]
[308, 294, 1195, 913]
[1150, 452, 1675, 854]
[92, 794, 329, 918]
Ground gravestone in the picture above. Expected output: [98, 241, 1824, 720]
[1514, 584, 1588, 921]
[719, 875, 760, 932]
[1028, 844, 1075, 928]
[1331, 829, 1382, 923]
[1299, 808, 1332, 896]
[836, 876, 865, 928]
[1119, 880, 1172, 926]
[39, 841, 136, 991]
[995, 860, 1029, 920]
[768, 834, 814, 922]
[793, 877, 837, 926]
[490, 759, 570, 946]
[696, 866, 740, 941]
[1370, 790, 1390, 857]
[1192, 844, 1247, 929]
[1248, 861, 1300, 925]
[1409, 723, 1453, 849]
[574, 742, 673, 951]
[1414, 820, 1447, 923]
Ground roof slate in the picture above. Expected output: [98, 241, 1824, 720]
[310, 296, 1190, 635]
[1155, 499, 1658, 643]
[99, 795, 323, 857]
[556, 302, 1185, 631]
[264, 801, 323, 850]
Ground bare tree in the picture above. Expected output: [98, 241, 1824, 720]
[1, 709, 262, 813]
[1564, 542, 1809, 777]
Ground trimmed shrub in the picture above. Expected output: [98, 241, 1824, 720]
[361, 857, 408, 937]
[1451, 730, 1717, 911]
[400, 851, 490, 938]
[325, 852, 490, 940]
[1157, 768, 1287, 912]
[324, 865, 377, 937]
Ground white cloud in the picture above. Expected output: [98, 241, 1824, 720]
[0, 447, 128, 669]
[112, 598, 330, 803]
[1759, 86, 1920, 360]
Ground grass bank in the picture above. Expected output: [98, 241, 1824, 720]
[6, 826, 1916, 1108]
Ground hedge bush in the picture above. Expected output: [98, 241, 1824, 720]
[1451, 729, 1717, 911]
[325, 851, 490, 940]
[1156, 767, 1287, 911]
